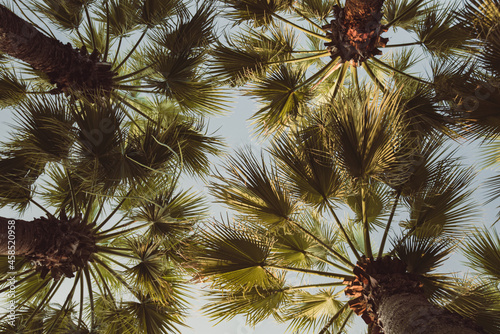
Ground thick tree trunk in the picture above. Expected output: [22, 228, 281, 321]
[343, 0, 384, 31]
[0, 215, 96, 280]
[323, 0, 388, 64]
[0, 217, 40, 255]
[344, 257, 486, 334]
[0, 4, 114, 94]
[377, 292, 484, 334]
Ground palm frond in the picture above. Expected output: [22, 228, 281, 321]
[272, 226, 323, 269]
[444, 282, 500, 334]
[30, 0, 85, 31]
[222, 0, 294, 27]
[126, 177, 207, 240]
[0, 66, 27, 108]
[398, 79, 452, 137]
[296, 0, 335, 22]
[210, 148, 297, 226]
[0, 154, 42, 211]
[93, 0, 140, 38]
[391, 235, 454, 275]
[211, 26, 295, 85]
[346, 182, 391, 230]
[149, 4, 216, 55]
[270, 130, 344, 209]
[414, 3, 471, 58]
[463, 228, 500, 280]
[195, 221, 280, 290]
[40, 164, 93, 216]
[123, 236, 189, 306]
[457, 0, 500, 40]
[383, 0, 430, 30]
[203, 275, 287, 326]
[320, 86, 410, 185]
[284, 290, 348, 334]
[481, 26, 500, 77]
[402, 165, 477, 238]
[247, 64, 314, 136]
[142, 48, 227, 114]
[134, 0, 187, 28]
[9, 95, 74, 162]
[76, 20, 108, 55]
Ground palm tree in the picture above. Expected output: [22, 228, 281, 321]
[0, 95, 221, 333]
[0, 0, 225, 114]
[192, 87, 498, 333]
[211, 0, 472, 135]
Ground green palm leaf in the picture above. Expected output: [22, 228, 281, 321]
[211, 26, 295, 85]
[222, 0, 294, 26]
[94, 0, 139, 38]
[296, 0, 335, 22]
[346, 182, 390, 230]
[134, 0, 186, 28]
[203, 276, 288, 325]
[0, 67, 27, 108]
[210, 148, 297, 226]
[383, 0, 429, 30]
[444, 282, 500, 334]
[149, 4, 216, 55]
[31, 0, 86, 31]
[392, 235, 454, 275]
[10, 95, 74, 162]
[403, 165, 477, 238]
[464, 228, 500, 280]
[271, 130, 345, 209]
[247, 64, 314, 135]
[414, 4, 470, 58]
[320, 87, 409, 184]
[284, 290, 348, 334]
[195, 222, 279, 290]
[124, 236, 188, 306]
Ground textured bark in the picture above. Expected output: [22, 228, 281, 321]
[377, 292, 485, 334]
[322, 0, 388, 64]
[0, 215, 96, 280]
[344, 256, 486, 334]
[0, 217, 40, 255]
[343, 0, 385, 30]
[0, 4, 114, 94]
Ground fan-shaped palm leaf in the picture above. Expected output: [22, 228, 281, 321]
[464, 228, 500, 281]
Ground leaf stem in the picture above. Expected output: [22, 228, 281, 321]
[370, 57, 432, 85]
[287, 218, 355, 268]
[361, 185, 373, 258]
[362, 62, 385, 92]
[385, 41, 422, 48]
[267, 265, 353, 280]
[318, 303, 349, 334]
[114, 29, 148, 72]
[272, 13, 331, 41]
[385, 0, 424, 29]
[378, 190, 401, 259]
[326, 200, 363, 262]
[291, 7, 324, 31]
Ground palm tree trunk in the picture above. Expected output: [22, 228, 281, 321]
[322, 0, 388, 63]
[0, 4, 114, 94]
[344, 257, 486, 334]
[0, 217, 40, 255]
[377, 292, 485, 334]
[343, 0, 386, 61]
[0, 215, 96, 280]
[343, 0, 385, 30]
